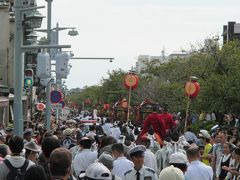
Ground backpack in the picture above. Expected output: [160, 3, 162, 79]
[4, 159, 29, 180]
[62, 137, 73, 149]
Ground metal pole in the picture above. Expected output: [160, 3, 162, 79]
[126, 86, 132, 124]
[45, 0, 52, 130]
[55, 22, 62, 90]
[13, 0, 24, 136]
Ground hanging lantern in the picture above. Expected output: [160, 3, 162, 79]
[185, 80, 200, 98]
[124, 73, 139, 90]
[103, 103, 110, 110]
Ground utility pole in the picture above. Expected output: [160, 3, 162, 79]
[45, 0, 52, 130]
[13, 0, 24, 136]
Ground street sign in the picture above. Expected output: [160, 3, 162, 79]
[51, 103, 62, 109]
[50, 90, 62, 104]
[36, 103, 45, 111]
[59, 100, 65, 108]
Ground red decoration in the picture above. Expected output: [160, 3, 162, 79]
[124, 73, 139, 90]
[103, 103, 110, 110]
[185, 81, 200, 98]
[36, 103, 45, 111]
[85, 99, 91, 104]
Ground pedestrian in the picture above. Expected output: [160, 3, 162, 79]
[169, 152, 188, 175]
[24, 164, 48, 180]
[124, 145, 158, 180]
[111, 143, 134, 180]
[80, 162, 112, 180]
[199, 129, 212, 166]
[49, 147, 75, 180]
[24, 141, 41, 163]
[137, 137, 158, 173]
[38, 136, 60, 180]
[159, 165, 185, 180]
[0, 136, 35, 180]
[73, 137, 97, 177]
[185, 144, 213, 180]
[97, 153, 121, 180]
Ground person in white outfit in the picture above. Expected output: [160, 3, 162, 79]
[73, 137, 97, 177]
[138, 136, 158, 173]
[185, 144, 213, 180]
[124, 145, 158, 180]
[111, 143, 134, 180]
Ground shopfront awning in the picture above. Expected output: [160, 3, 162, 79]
[0, 96, 8, 107]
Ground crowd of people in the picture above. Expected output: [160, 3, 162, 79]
[0, 105, 239, 180]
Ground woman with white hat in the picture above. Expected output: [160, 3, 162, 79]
[24, 141, 41, 163]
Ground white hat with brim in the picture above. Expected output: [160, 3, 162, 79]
[200, 129, 211, 139]
[159, 165, 185, 180]
[169, 152, 188, 165]
[24, 141, 41, 152]
[127, 145, 146, 156]
[85, 162, 112, 180]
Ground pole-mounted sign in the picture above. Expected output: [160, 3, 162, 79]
[50, 90, 62, 104]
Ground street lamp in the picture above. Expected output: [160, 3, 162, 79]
[25, 11, 45, 29]
[68, 28, 78, 36]
[26, 31, 38, 44]
[69, 57, 114, 63]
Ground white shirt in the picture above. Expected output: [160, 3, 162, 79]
[185, 160, 213, 180]
[73, 149, 97, 176]
[111, 127, 121, 140]
[144, 149, 158, 173]
[102, 123, 112, 136]
[124, 166, 158, 180]
[86, 131, 96, 139]
[112, 156, 134, 180]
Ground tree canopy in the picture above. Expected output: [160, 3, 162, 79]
[67, 40, 240, 117]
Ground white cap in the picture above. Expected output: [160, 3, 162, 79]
[169, 152, 188, 164]
[85, 162, 112, 180]
[63, 128, 72, 136]
[127, 145, 146, 156]
[200, 129, 211, 139]
[159, 165, 185, 180]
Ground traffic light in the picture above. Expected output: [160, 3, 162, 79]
[36, 52, 51, 78]
[24, 69, 33, 87]
[55, 52, 69, 79]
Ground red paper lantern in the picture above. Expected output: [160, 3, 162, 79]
[103, 103, 110, 110]
[185, 81, 200, 98]
[124, 73, 139, 90]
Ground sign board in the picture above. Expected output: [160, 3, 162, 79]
[51, 103, 62, 109]
[36, 103, 45, 111]
[59, 100, 65, 108]
[50, 90, 62, 104]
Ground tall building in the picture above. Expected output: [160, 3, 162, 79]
[135, 55, 149, 73]
[0, 1, 11, 125]
[135, 52, 188, 74]
[223, 21, 240, 44]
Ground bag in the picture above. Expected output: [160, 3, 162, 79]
[62, 137, 73, 149]
[4, 159, 29, 180]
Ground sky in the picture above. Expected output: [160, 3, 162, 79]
[37, 0, 240, 89]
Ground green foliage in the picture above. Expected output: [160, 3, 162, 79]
[67, 39, 240, 118]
